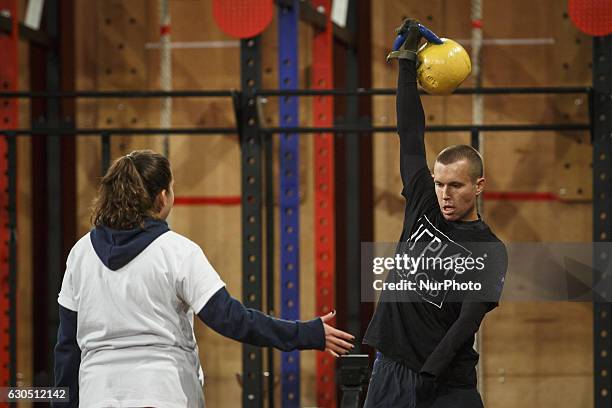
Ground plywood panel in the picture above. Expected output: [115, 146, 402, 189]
[486, 201, 592, 243]
[76, 0, 162, 236]
[75, 0, 100, 237]
[556, 132, 592, 201]
[482, 302, 592, 375]
[483, 375, 592, 408]
[96, 1, 160, 159]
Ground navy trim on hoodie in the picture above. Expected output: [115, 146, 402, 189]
[90, 218, 170, 271]
[52, 305, 79, 407]
[198, 287, 325, 351]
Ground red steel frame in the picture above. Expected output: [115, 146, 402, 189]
[0, 0, 17, 392]
[311, 1, 336, 406]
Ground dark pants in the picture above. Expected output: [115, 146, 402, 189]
[363, 354, 484, 408]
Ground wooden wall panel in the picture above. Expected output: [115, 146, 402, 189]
[95, 0, 160, 161]
[372, 1, 593, 407]
[484, 376, 592, 407]
[481, 302, 593, 407]
[76, 0, 160, 237]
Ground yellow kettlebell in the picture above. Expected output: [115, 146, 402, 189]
[417, 38, 471, 95]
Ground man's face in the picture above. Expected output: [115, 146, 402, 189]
[433, 159, 484, 222]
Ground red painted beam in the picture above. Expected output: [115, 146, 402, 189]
[311, 1, 337, 406]
[173, 196, 241, 206]
[483, 191, 561, 201]
[0, 0, 17, 392]
[171, 190, 563, 208]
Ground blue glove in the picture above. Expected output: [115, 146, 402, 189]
[418, 23, 443, 44]
[392, 33, 407, 51]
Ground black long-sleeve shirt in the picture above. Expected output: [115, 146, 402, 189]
[363, 60, 507, 387]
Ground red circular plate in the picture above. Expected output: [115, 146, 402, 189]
[569, 0, 612, 36]
[212, 0, 274, 39]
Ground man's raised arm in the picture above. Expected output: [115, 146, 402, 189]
[392, 21, 428, 194]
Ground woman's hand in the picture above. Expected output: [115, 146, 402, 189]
[320, 310, 355, 357]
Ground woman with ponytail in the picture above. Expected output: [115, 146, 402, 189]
[53, 150, 354, 408]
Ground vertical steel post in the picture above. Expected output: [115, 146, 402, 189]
[241, 37, 264, 408]
[593, 34, 612, 408]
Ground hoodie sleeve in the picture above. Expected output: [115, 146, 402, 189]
[58, 252, 77, 312]
[197, 287, 325, 351]
[52, 305, 80, 407]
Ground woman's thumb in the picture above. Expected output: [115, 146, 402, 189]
[320, 309, 336, 323]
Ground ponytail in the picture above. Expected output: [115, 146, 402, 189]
[92, 150, 172, 229]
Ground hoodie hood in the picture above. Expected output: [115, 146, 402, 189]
[90, 218, 170, 270]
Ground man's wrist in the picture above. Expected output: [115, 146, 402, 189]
[419, 369, 437, 380]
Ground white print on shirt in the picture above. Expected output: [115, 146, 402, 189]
[399, 214, 472, 308]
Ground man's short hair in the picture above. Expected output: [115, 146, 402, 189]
[435, 145, 483, 181]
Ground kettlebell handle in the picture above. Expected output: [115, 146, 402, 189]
[392, 23, 443, 52]
[417, 24, 443, 45]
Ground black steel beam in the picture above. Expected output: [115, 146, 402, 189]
[6, 133, 16, 388]
[262, 123, 591, 133]
[19, 24, 54, 48]
[0, 90, 234, 98]
[59, 0, 77, 273]
[298, 1, 326, 30]
[276, 0, 355, 48]
[240, 37, 264, 408]
[101, 132, 111, 175]
[263, 132, 275, 408]
[45, 0, 62, 388]
[0, 127, 237, 135]
[0, 123, 590, 136]
[593, 34, 612, 408]
[257, 86, 591, 96]
[355, 0, 374, 368]
[29, 16, 49, 389]
[0, 86, 591, 99]
[0, 15, 55, 48]
[0, 14, 10, 34]
[339, 0, 362, 360]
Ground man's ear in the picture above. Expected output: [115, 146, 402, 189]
[475, 177, 485, 196]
